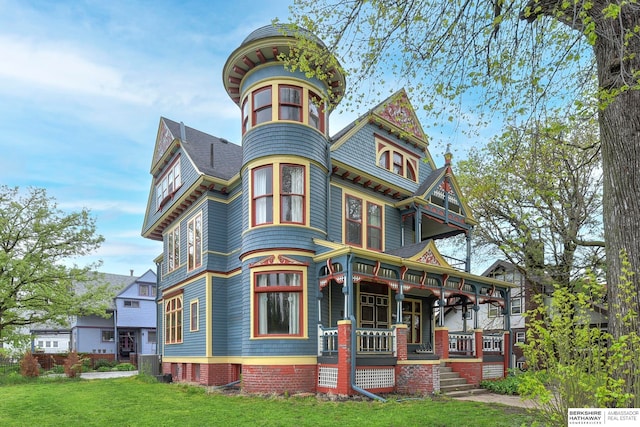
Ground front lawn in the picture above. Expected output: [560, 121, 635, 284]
[0, 376, 541, 426]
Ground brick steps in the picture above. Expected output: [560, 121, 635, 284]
[440, 366, 486, 396]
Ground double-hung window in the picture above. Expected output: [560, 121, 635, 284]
[308, 91, 324, 132]
[252, 166, 273, 225]
[253, 87, 272, 125]
[279, 85, 302, 122]
[345, 195, 383, 250]
[255, 272, 302, 336]
[167, 226, 180, 272]
[187, 213, 202, 271]
[280, 165, 304, 224]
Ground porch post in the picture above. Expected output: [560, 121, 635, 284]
[474, 329, 483, 360]
[465, 230, 472, 273]
[336, 320, 353, 395]
[434, 327, 449, 359]
[503, 330, 511, 377]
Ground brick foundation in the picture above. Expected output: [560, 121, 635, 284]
[395, 364, 438, 394]
[161, 362, 241, 386]
[242, 364, 317, 393]
[448, 361, 482, 386]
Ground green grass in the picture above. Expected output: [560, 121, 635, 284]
[0, 376, 541, 426]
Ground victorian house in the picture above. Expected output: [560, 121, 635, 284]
[141, 24, 514, 396]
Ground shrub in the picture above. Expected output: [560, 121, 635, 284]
[63, 351, 85, 378]
[481, 375, 521, 395]
[96, 366, 112, 372]
[94, 359, 117, 370]
[114, 363, 136, 371]
[19, 352, 40, 378]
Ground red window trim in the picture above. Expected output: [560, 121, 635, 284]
[253, 270, 304, 337]
[252, 86, 272, 126]
[251, 165, 274, 226]
[366, 201, 383, 251]
[345, 195, 363, 247]
[278, 85, 303, 122]
[280, 164, 305, 225]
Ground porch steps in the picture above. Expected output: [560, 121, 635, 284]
[439, 366, 488, 396]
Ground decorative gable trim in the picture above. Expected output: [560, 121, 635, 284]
[153, 118, 177, 170]
[407, 240, 451, 268]
[249, 254, 309, 267]
[373, 90, 425, 141]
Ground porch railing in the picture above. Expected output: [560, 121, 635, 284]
[482, 333, 504, 355]
[318, 326, 338, 356]
[317, 326, 396, 356]
[356, 328, 395, 355]
[448, 332, 475, 357]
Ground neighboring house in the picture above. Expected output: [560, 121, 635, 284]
[30, 326, 71, 354]
[141, 24, 515, 396]
[70, 270, 157, 362]
[444, 260, 527, 369]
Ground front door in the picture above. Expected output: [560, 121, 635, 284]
[360, 293, 389, 329]
[119, 331, 136, 359]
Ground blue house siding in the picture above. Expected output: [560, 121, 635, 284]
[331, 123, 432, 192]
[224, 273, 244, 356]
[181, 276, 207, 356]
[242, 123, 328, 166]
[384, 205, 402, 250]
[309, 164, 329, 234]
[240, 64, 327, 97]
[328, 184, 343, 243]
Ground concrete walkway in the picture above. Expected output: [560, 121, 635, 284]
[80, 370, 139, 380]
[451, 392, 538, 409]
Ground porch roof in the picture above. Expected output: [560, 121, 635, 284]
[313, 239, 515, 306]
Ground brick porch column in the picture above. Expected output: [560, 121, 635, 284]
[502, 331, 510, 376]
[336, 320, 353, 395]
[395, 324, 408, 361]
[474, 329, 483, 359]
[434, 327, 449, 359]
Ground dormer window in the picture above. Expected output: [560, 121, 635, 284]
[155, 157, 182, 210]
[376, 135, 418, 182]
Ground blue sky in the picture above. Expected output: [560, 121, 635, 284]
[0, 0, 304, 276]
[0, 0, 496, 277]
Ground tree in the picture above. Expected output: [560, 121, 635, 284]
[283, 0, 640, 402]
[0, 186, 109, 348]
[456, 117, 604, 291]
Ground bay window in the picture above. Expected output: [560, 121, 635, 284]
[255, 272, 302, 336]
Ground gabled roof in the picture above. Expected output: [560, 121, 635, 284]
[331, 89, 435, 169]
[385, 239, 451, 268]
[400, 160, 477, 226]
[481, 260, 518, 277]
[115, 269, 157, 299]
[159, 117, 242, 181]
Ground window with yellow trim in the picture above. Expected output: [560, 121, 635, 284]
[376, 136, 418, 182]
[166, 225, 180, 273]
[242, 84, 326, 133]
[402, 299, 422, 344]
[165, 295, 183, 344]
[156, 157, 182, 209]
[252, 163, 306, 227]
[190, 300, 199, 332]
[345, 195, 383, 251]
[187, 213, 202, 271]
[254, 271, 303, 336]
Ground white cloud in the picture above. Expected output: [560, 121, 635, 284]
[57, 199, 145, 215]
[0, 36, 152, 105]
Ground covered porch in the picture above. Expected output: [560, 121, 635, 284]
[313, 240, 514, 395]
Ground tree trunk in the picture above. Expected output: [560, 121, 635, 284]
[594, 5, 640, 404]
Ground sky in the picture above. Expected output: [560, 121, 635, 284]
[0, 0, 302, 276]
[0, 0, 496, 277]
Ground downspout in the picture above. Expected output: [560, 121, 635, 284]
[346, 253, 387, 402]
[326, 140, 332, 239]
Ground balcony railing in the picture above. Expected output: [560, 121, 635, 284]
[449, 332, 475, 357]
